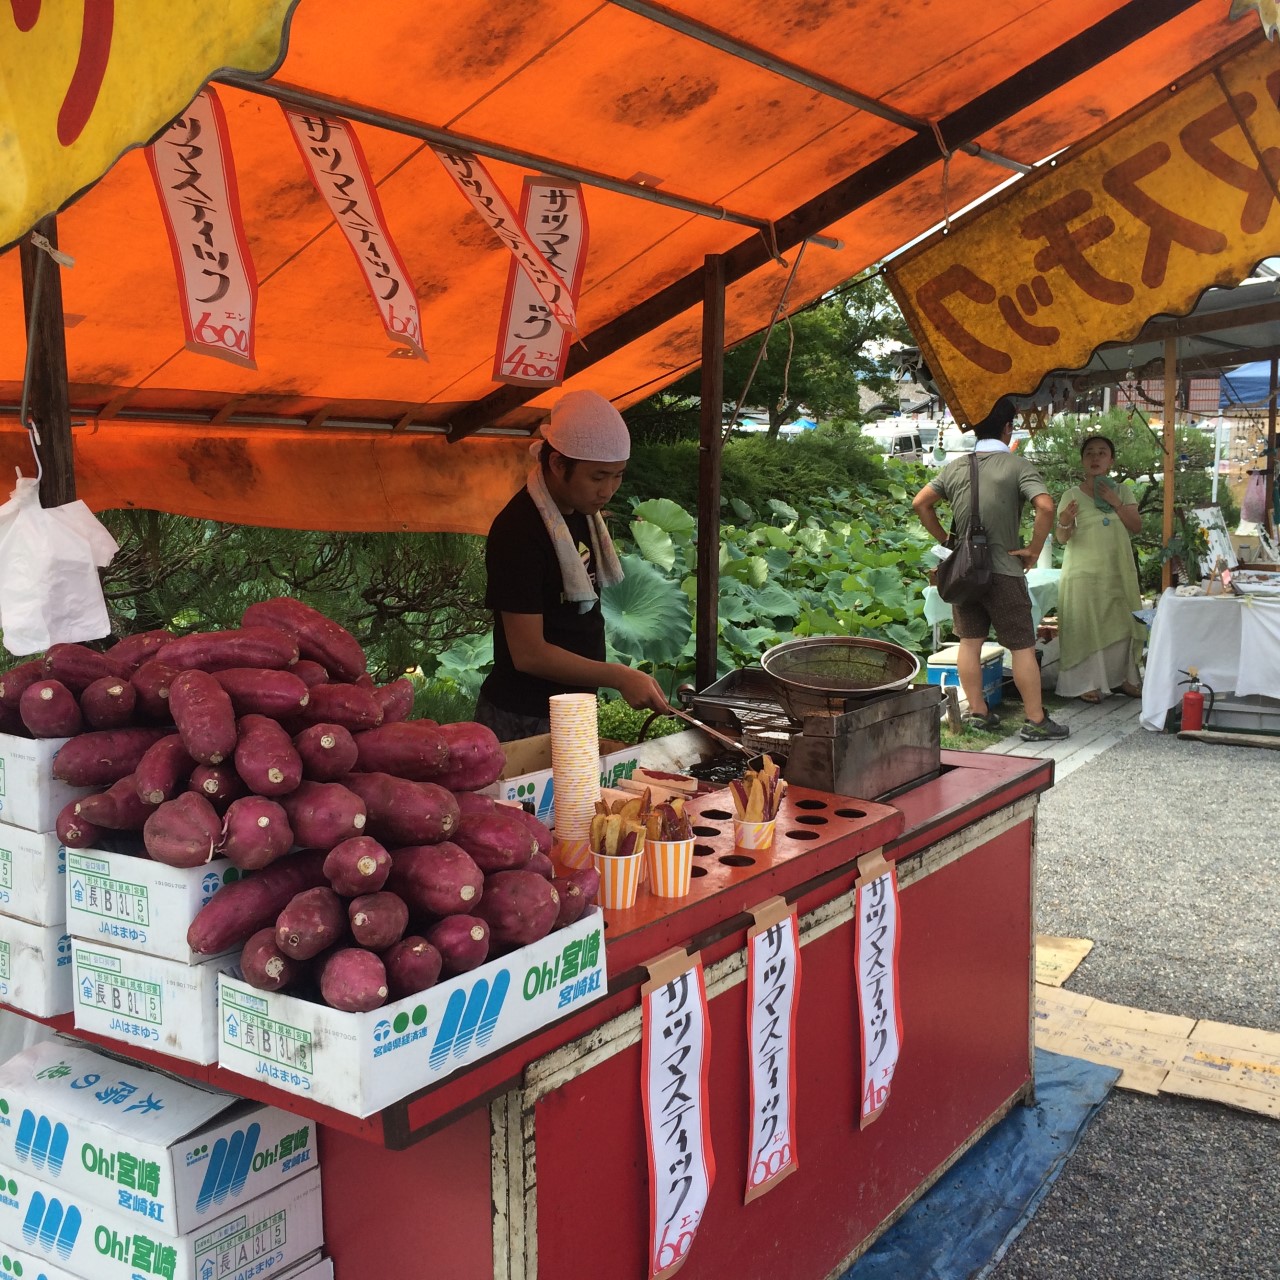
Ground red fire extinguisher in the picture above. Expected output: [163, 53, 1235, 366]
[1178, 668, 1213, 731]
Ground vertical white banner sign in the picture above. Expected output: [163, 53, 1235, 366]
[744, 897, 801, 1203]
[854, 850, 903, 1129]
[147, 87, 258, 368]
[493, 177, 589, 387]
[283, 107, 427, 360]
[433, 147, 578, 333]
[642, 949, 715, 1280]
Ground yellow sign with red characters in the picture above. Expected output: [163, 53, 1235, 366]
[0, 0, 297, 251]
[888, 36, 1280, 425]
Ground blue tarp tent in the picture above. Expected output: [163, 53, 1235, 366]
[1220, 362, 1274, 407]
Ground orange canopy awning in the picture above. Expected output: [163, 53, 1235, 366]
[0, 0, 1261, 531]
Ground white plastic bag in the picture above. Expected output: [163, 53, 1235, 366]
[0, 474, 118, 656]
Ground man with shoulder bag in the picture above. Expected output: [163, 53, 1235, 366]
[912, 397, 1068, 742]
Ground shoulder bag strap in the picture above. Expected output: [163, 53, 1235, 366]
[967, 451, 987, 536]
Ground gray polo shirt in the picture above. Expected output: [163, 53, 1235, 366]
[927, 451, 1048, 576]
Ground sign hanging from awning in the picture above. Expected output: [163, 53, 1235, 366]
[147, 88, 258, 368]
[493, 177, 589, 387]
[284, 107, 428, 360]
[0, 0, 297, 252]
[887, 36, 1280, 426]
[433, 147, 578, 334]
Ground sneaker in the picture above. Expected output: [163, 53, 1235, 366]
[1020, 715, 1070, 742]
[964, 710, 1002, 731]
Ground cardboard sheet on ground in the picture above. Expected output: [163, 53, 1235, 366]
[1163, 1021, 1280, 1120]
[1035, 935, 1093, 986]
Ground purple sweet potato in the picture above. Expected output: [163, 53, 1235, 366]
[212, 667, 311, 719]
[279, 780, 367, 849]
[187, 849, 328, 954]
[351, 721, 448, 779]
[56, 799, 103, 849]
[188, 762, 248, 809]
[275, 886, 348, 959]
[567, 865, 601, 905]
[430, 721, 506, 791]
[342, 772, 459, 846]
[169, 669, 237, 765]
[453, 809, 538, 873]
[106, 629, 175, 673]
[20, 679, 83, 738]
[80, 676, 138, 730]
[159, 625, 300, 673]
[551, 876, 590, 928]
[474, 870, 560, 947]
[234, 714, 303, 797]
[239, 927, 303, 993]
[51, 726, 171, 786]
[348, 891, 409, 950]
[323, 836, 392, 896]
[372, 677, 415, 724]
[527, 852, 554, 880]
[143, 792, 221, 867]
[424, 916, 490, 975]
[76, 774, 156, 831]
[242, 597, 368, 683]
[130, 659, 182, 722]
[0, 659, 47, 714]
[319, 948, 388, 1012]
[382, 937, 442, 999]
[134, 734, 197, 805]
[290, 659, 330, 688]
[297, 683, 383, 732]
[218, 796, 294, 871]
[508, 807, 553, 858]
[0, 704, 22, 736]
[386, 842, 483, 917]
[43, 644, 130, 693]
[293, 723, 359, 782]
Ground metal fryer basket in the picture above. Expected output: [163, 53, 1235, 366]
[760, 637, 920, 719]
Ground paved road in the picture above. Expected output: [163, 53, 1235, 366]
[993, 730, 1280, 1280]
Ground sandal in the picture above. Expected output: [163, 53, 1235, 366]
[1078, 691, 1104, 704]
[1118, 683, 1142, 698]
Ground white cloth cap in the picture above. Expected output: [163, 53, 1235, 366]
[542, 390, 631, 462]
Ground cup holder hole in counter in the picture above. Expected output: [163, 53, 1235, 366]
[692, 825, 722, 837]
[785, 830, 819, 841]
[718, 854, 756, 868]
[834, 807, 867, 819]
[794, 799, 827, 810]
[793, 814, 828, 826]
[693, 843, 716, 858]
[699, 808, 733, 821]
[690, 865, 709, 878]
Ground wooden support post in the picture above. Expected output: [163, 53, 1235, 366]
[1162, 337, 1176, 591]
[695, 255, 726, 691]
[1267, 356, 1277, 538]
[18, 215, 76, 507]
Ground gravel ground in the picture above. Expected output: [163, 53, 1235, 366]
[994, 731, 1280, 1280]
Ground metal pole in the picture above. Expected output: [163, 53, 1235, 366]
[1162, 338, 1176, 591]
[696, 255, 726, 691]
[1267, 357, 1277, 538]
[1212, 414, 1223, 506]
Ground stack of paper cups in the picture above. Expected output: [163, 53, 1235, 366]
[550, 692, 601, 848]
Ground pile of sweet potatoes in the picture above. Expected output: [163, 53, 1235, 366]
[3, 597, 599, 1012]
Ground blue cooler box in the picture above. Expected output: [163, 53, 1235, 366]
[926, 643, 1006, 707]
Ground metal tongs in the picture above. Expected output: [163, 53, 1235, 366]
[660, 705, 756, 758]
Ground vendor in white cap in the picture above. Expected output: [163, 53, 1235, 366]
[475, 389, 671, 741]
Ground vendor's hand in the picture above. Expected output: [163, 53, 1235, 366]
[614, 666, 671, 714]
[1010, 547, 1038, 571]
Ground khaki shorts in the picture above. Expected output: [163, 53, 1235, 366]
[950, 573, 1035, 651]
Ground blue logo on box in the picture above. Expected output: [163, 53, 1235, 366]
[15, 1111, 68, 1176]
[21, 1191, 81, 1258]
[428, 970, 511, 1069]
[195, 1123, 260, 1213]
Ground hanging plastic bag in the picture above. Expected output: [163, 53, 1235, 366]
[1241, 469, 1267, 525]
[0, 474, 119, 656]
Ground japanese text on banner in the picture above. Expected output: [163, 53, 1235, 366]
[855, 870, 903, 1128]
[744, 910, 801, 1202]
[494, 178, 589, 387]
[146, 87, 257, 368]
[283, 107, 427, 359]
[642, 958, 715, 1280]
[887, 38, 1280, 425]
[434, 147, 577, 333]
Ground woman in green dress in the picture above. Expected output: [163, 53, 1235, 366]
[1054, 435, 1145, 703]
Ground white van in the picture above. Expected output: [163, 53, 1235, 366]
[862, 423, 927, 462]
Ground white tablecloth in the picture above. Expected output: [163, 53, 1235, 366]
[1140, 589, 1280, 729]
[923, 567, 1061, 630]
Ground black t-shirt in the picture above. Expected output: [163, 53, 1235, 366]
[480, 488, 606, 717]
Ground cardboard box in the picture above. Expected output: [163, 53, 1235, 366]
[0, 732, 92, 834]
[219, 908, 608, 1117]
[926, 642, 1006, 708]
[67, 846, 240, 963]
[280, 1256, 334, 1280]
[72, 942, 233, 1065]
[0, 1163, 322, 1280]
[0, 1039, 319, 1235]
[0, 822, 65, 925]
[0, 916, 72, 1017]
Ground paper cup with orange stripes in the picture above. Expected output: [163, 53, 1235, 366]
[592, 848, 644, 910]
[554, 837, 593, 871]
[645, 838, 695, 898]
[734, 818, 776, 851]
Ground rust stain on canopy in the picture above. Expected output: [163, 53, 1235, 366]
[0, 0, 1255, 532]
